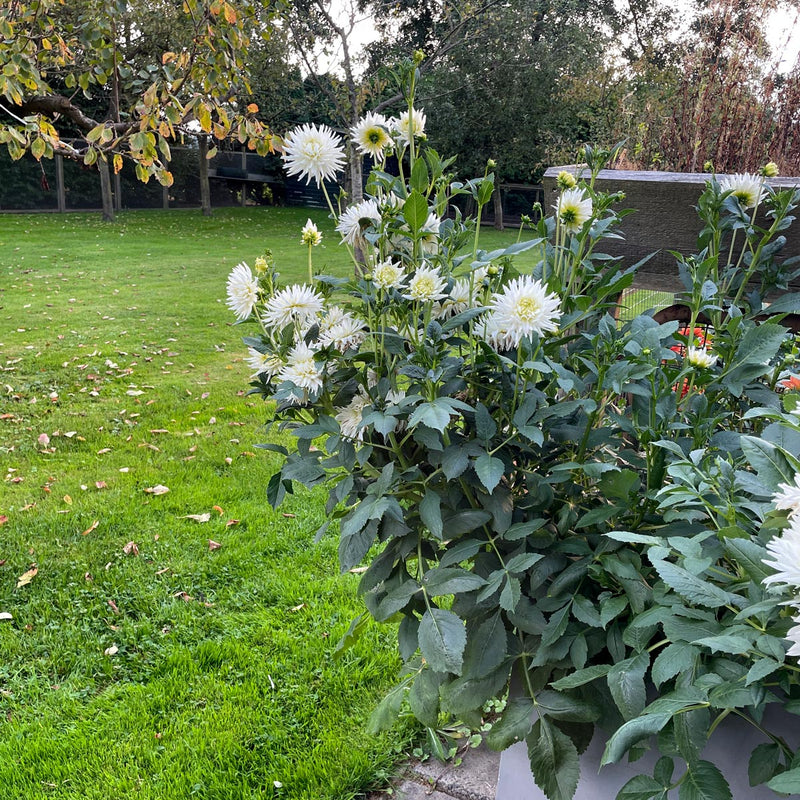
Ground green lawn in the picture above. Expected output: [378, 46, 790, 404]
[0, 206, 531, 800]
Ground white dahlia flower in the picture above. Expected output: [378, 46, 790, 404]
[335, 392, 370, 441]
[403, 264, 448, 303]
[556, 188, 593, 234]
[336, 199, 382, 248]
[245, 347, 284, 380]
[719, 173, 764, 210]
[435, 278, 476, 319]
[351, 112, 392, 161]
[282, 123, 346, 186]
[763, 518, 800, 588]
[277, 342, 323, 392]
[226, 262, 259, 321]
[686, 347, 718, 369]
[486, 276, 561, 347]
[371, 259, 405, 291]
[320, 315, 367, 352]
[774, 474, 800, 518]
[419, 212, 441, 255]
[395, 108, 426, 146]
[263, 284, 325, 330]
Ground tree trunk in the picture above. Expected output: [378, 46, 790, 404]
[98, 157, 115, 222]
[493, 185, 504, 230]
[348, 141, 363, 204]
[198, 135, 212, 216]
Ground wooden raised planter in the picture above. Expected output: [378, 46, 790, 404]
[542, 167, 800, 292]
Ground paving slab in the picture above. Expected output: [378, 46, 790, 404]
[409, 743, 499, 800]
[393, 780, 461, 800]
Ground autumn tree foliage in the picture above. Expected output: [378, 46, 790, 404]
[0, 0, 275, 219]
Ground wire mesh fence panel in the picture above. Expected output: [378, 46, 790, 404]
[616, 287, 676, 321]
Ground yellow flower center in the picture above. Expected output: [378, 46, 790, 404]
[412, 275, 436, 298]
[515, 296, 541, 322]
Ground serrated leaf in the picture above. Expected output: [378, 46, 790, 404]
[602, 713, 671, 765]
[607, 651, 649, 720]
[486, 696, 533, 750]
[462, 612, 507, 678]
[679, 760, 732, 800]
[745, 657, 781, 686]
[651, 559, 734, 608]
[441, 446, 469, 480]
[474, 453, 505, 493]
[616, 774, 667, 800]
[767, 767, 800, 793]
[651, 642, 698, 689]
[550, 664, 612, 690]
[419, 608, 466, 674]
[535, 690, 599, 722]
[749, 742, 781, 786]
[420, 490, 443, 539]
[423, 567, 485, 596]
[403, 190, 429, 232]
[409, 669, 441, 728]
[474, 402, 497, 442]
[527, 718, 580, 800]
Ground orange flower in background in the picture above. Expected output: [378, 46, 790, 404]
[782, 375, 800, 391]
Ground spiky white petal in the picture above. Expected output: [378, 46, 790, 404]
[719, 173, 765, 210]
[419, 212, 441, 255]
[351, 112, 392, 161]
[371, 259, 405, 291]
[403, 264, 448, 303]
[763, 518, 800, 588]
[335, 392, 370, 441]
[226, 262, 259, 321]
[336, 199, 382, 247]
[435, 278, 476, 319]
[686, 347, 718, 369]
[245, 347, 284, 380]
[774, 474, 800, 519]
[263, 284, 325, 330]
[277, 342, 323, 392]
[395, 108, 426, 145]
[556, 188, 593, 234]
[786, 616, 800, 656]
[282, 123, 346, 186]
[485, 276, 561, 348]
[320, 315, 367, 352]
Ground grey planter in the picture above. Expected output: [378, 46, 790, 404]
[496, 704, 800, 799]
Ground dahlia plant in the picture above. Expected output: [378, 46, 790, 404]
[226, 69, 800, 799]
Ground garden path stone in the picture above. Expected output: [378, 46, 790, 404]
[374, 742, 499, 800]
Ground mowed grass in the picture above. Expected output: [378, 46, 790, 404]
[0, 206, 533, 800]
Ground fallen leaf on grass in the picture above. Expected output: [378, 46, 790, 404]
[16, 566, 38, 588]
[289, 603, 307, 612]
[225, 519, 239, 528]
[122, 541, 139, 556]
[144, 484, 169, 495]
[181, 513, 210, 523]
[107, 599, 119, 614]
[97, 448, 112, 455]
[282, 513, 296, 519]
[212, 505, 224, 515]
[149, 429, 169, 434]
[103, 645, 118, 656]
[349, 566, 369, 574]
[63, 495, 72, 505]
[0, 612, 12, 621]
[37, 433, 50, 446]
[155, 567, 170, 576]
[0, 515, 7, 526]
[208, 540, 222, 551]
[95, 481, 108, 490]
[81, 520, 99, 536]
[173, 591, 193, 602]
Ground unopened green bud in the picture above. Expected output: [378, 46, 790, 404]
[413, 50, 425, 65]
[556, 170, 577, 190]
[254, 256, 268, 275]
[761, 161, 779, 178]
[642, 348, 651, 355]
[487, 158, 497, 169]
[487, 265, 499, 276]
[703, 160, 714, 173]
